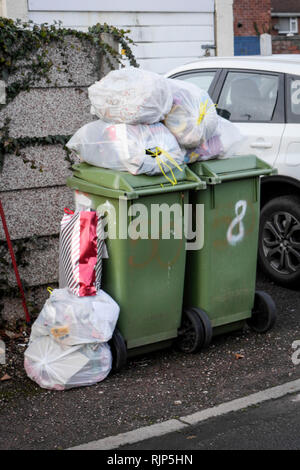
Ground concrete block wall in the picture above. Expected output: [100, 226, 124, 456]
[0, 34, 118, 324]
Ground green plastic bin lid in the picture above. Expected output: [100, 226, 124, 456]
[67, 162, 205, 200]
[191, 155, 276, 184]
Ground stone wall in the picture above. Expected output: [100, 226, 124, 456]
[272, 35, 300, 54]
[0, 34, 117, 324]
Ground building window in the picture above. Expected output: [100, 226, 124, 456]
[290, 18, 298, 33]
[277, 17, 298, 34]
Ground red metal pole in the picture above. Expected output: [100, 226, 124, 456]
[0, 199, 31, 324]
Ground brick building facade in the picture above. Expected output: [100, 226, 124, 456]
[271, 0, 300, 54]
[233, 0, 271, 36]
[233, 0, 300, 55]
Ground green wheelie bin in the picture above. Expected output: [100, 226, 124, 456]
[67, 163, 204, 369]
[181, 155, 277, 353]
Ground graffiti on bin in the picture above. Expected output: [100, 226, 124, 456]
[226, 200, 247, 246]
[212, 199, 255, 250]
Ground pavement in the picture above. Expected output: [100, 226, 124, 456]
[1, 270, 300, 450]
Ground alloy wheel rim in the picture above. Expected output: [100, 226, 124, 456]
[262, 211, 300, 275]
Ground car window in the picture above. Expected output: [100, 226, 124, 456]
[217, 71, 279, 122]
[287, 74, 300, 123]
[173, 71, 216, 93]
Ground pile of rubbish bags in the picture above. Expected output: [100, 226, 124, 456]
[25, 209, 119, 391]
[67, 67, 243, 181]
[24, 66, 243, 391]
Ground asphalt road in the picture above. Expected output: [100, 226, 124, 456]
[1, 270, 300, 450]
[121, 392, 300, 450]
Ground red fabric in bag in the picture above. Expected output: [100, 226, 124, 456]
[59, 209, 103, 297]
[79, 211, 98, 296]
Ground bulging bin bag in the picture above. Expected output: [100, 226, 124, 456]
[66, 120, 185, 179]
[59, 209, 104, 297]
[88, 67, 173, 124]
[164, 79, 218, 149]
[24, 337, 112, 390]
[30, 288, 120, 346]
[184, 117, 244, 163]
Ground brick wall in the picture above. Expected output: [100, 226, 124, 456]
[272, 35, 300, 54]
[233, 0, 271, 36]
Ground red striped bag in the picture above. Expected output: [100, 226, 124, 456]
[59, 208, 104, 297]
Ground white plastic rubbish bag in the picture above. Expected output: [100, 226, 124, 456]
[184, 117, 244, 163]
[66, 120, 185, 178]
[30, 288, 120, 346]
[164, 79, 218, 149]
[88, 67, 173, 124]
[24, 337, 112, 390]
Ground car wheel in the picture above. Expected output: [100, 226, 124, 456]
[258, 196, 300, 288]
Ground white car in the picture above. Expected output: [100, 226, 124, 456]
[166, 55, 300, 288]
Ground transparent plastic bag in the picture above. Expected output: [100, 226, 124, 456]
[184, 117, 245, 163]
[24, 337, 112, 390]
[30, 288, 120, 346]
[164, 79, 218, 149]
[67, 120, 185, 177]
[88, 67, 173, 124]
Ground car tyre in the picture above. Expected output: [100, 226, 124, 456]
[258, 195, 300, 288]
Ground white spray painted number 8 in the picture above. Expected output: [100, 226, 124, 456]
[226, 200, 247, 246]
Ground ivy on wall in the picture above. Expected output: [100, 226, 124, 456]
[0, 117, 73, 171]
[0, 17, 138, 317]
[0, 17, 137, 104]
[0, 17, 138, 169]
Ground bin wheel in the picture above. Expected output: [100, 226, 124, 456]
[247, 290, 277, 334]
[176, 307, 212, 354]
[191, 307, 213, 348]
[109, 328, 127, 372]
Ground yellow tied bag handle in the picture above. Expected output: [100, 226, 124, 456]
[197, 99, 217, 126]
[47, 287, 54, 295]
[146, 147, 183, 186]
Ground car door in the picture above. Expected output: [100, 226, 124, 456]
[275, 74, 300, 180]
[213, 69, 285, 167]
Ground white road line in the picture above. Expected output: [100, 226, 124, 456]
[69, 419, 187, 451]
[68, 378, 300, 450]
[179, 378, 300, 425]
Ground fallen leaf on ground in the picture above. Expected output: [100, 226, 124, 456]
[186, 435, 197, 440]
[1, 374, 12, 381]
[5, 330, 23, 340]
[234, 353, 244, 360]
[4, 330, 15, 339]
